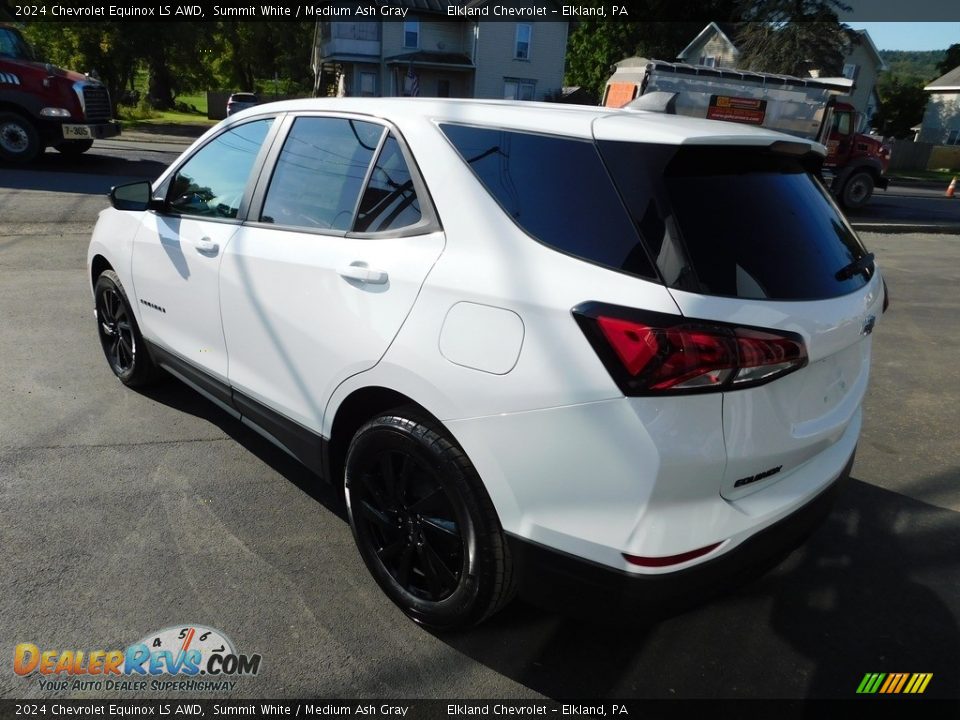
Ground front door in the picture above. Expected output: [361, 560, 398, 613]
[130, 118, 275, 382]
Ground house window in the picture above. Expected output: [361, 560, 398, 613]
[515, 24, 532, 59]
[947, 129, 960, 146]
[437, 79, 451, 98]
[403, 19, 419, 48]
[842, 63, 859, 80]
[699, 55, 718, 68]
[504, 78, 536, 101]
[359, 71, 377, 97]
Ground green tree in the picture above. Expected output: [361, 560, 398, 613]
[936, 43, 960, 77]
[211, 22, 314, 95]
[22, 23, 140, 107]
[736, 0, 852, 76]
[874, 75, 928, 139]
[564, 20, 644, 102]
[564, 0, 740, 101]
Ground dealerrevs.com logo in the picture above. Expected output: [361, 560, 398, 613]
[14, 625, 262, 692]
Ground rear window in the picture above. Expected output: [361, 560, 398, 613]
[599, 143, 872, 300]
[440, 124, 656, 280]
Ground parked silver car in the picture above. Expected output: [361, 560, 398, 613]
[226, 92, 259, 116]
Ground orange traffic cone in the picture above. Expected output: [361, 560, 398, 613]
[948, 177, 957, 198]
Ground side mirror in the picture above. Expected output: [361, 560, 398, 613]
[110, 181, 161, 211]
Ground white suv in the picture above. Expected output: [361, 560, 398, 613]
[88, 98, 885, 628]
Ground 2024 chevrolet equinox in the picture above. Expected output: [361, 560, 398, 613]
[88, 98, 885, 628]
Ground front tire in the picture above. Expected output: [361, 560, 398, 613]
[94, 270, 163, 387]
[345, 410, 515, 629]
[840, 170, 874, 209]
[0, 112, 41, 163]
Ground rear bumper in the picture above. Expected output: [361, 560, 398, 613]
[507, 448, 853, 621]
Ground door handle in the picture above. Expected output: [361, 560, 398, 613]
[195, 237, 219, 255]
[338, 263, 388, 285]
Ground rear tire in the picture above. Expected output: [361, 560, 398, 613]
[0, 112, 41, 163]
[55, 139, 94, 156]
[94, 270, 163, 387]
[345, 409, 515, 629]
[840, 171, 874, 209]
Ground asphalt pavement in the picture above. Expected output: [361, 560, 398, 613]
[0, 137, 959, 702]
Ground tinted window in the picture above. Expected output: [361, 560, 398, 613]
[261, 117, 382, 231]
[354, 133, 422, 233]
[440, 124, 655, 279]
[600, 142, 871, 300]
[168, 119, 272, 218]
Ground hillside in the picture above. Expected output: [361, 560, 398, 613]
[878, 50, 946, 82]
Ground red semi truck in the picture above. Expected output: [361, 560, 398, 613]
[603, 58, 891, 208]
[0, 24, 120, 163]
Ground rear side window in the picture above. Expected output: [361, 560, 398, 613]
[261, 117, 383, 231]
[440, 124, 656, 279]
[599, 143, 872, 300]
[354, 133, 422, 233]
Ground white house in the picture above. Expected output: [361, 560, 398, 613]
[918, 64, 960, 145]
[312, 0, 567, 102]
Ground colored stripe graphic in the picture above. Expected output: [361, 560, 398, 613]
[857, 672, 932, 694]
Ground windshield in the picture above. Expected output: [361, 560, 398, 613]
[0, 27, 35, 61]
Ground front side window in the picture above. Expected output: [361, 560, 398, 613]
[168, 118, 272, 219]
[354, 133, 422, 233]
[261, 117, 382, 231]
[0, 27, 34, 60]
[833, 111, 852, 136]
[515, 24, 531, 59]
[440, 124, 656, 279]
[404, 20, 419, 48]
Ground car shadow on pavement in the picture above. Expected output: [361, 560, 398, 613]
[121, 378, 960, 699]
[437, 477, 960, 699]
[136, 379, 348, 523]
[1, 151, 169, 195]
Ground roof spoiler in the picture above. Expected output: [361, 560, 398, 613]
[623, 91, 678, 114]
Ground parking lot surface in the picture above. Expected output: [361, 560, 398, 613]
[1, 149, 958, 700]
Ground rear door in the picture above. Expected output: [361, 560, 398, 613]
[219, 114, 444, 437]
[595, 132, 885, 500]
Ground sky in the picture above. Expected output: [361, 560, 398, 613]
[849, 23, 960, 51]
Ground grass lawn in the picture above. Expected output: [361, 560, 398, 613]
[887, 168, 959, 184]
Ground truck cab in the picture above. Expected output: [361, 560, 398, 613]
[0, 24, 120, 163]
[822, 102, 891, 208]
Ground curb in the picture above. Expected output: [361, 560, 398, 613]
[852, 223, 960, 235]
[112, 133, 198, 146]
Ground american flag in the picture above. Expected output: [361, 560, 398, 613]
[406, 63, 419, 97]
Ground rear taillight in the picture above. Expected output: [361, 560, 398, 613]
[573, 303, 807, 396]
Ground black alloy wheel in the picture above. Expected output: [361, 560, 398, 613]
[345, 410, 515, 629]
[354, 448, 465, 602]
[93, 270, 162, 387]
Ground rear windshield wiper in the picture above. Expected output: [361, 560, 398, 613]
[835, 252, 875, 281]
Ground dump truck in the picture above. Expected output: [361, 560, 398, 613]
[603, 58, 890, 208]
[0, 24, 120, 163]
